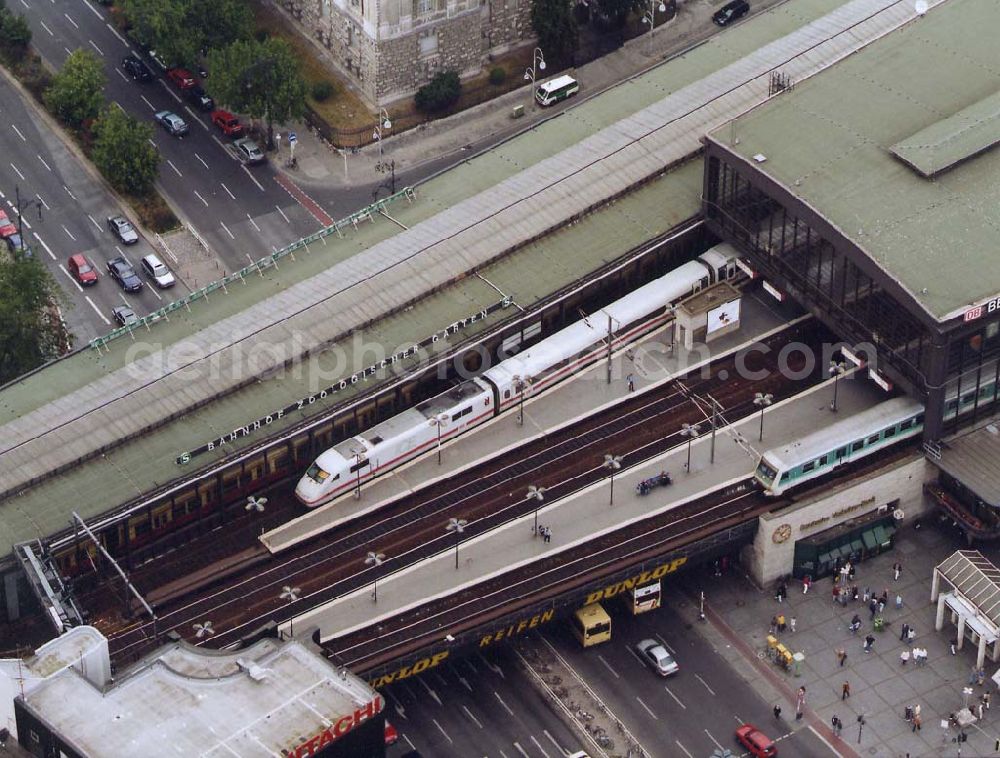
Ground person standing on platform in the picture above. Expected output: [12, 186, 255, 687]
[837, 648, 848, 667]
[893, 561, 903, 581]
[626, 373, 635, 392]
[842, 681, 851, 700]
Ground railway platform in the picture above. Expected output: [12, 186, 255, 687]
[262, 290, 800, 552]
[277, 331, 891, 644]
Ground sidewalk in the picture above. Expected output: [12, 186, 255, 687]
[277, 0, 792, 188]
[701, 525, 997, 757]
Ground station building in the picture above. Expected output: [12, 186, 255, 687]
[6, 628, 386, 758]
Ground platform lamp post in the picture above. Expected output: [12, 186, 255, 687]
[753, 392, 773, 441]
[372, 109, 392, 159]
[446, 517, 468, 570]
[641, 0, 668, 52]
[681, 422, 700, 472]
[365, 551, 385, 602]
[428, 413, 448, 464]
[829, 360, 847, 412]
[603, 453, 623, 505]
[526, 485, 547, 536]
[524, 47, 546, 104]
[856, 713, 865, 745]
[513, 374, 532, 426]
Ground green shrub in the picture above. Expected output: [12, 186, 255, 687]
[488, 66, 506, 86]
[415, 71, 461, 114]
[311, 80, 334, 102]
[0, 8, 32, 60]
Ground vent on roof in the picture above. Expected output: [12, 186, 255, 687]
[236, 658, 271, 682]
[752, 153, 767, 164]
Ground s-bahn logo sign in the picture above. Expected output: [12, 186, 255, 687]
[283, 696, 383, 757]
[176, 298, 513, 465]
[964, 295, 1000, 322]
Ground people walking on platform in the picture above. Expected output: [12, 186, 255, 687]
[977, 667, 986, 686]
[776, 581, 787, 603]
[893, 561, 903, 580]
[842, 681, 851, 700]
[626, 373, 635, 392]
[770, 616, 778, 636]
[904, 705, 913, 722]
[977, 702, 984, 720]
[848, 563, 856, 582]
[951, 639, 958, 655]
[863, 586, 871, 602]
[970, 666, 979, 686]
[836, 648, 847, 667]
[543, 526, 552, 543]
[851, 585, 859, 601]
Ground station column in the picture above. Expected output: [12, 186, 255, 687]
[921, 331, 949, 444]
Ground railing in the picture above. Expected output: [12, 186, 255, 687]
[88, 186, 417, 352]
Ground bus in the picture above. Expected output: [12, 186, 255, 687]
[626, 580, 661, 615]
[535, 75, 580, 107]
[571, 603, 612, 647]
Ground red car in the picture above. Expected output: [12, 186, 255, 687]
[211, 109, 244, 138]
[736, 723, 776, 757]
[0, 210, 17, 239]
[167, 68, 196, 90]
[68, 254, 98, 285]
[384, 720, 399, 746]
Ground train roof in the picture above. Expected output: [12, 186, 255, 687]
[698, 242, 738, 269]
[762, 396, 924, 470]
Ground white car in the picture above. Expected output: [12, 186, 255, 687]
[234, 137, 265, 165]
[636, 639, 679, 676]
[140, 253, 175, 288]
[155, 110, 188, 137]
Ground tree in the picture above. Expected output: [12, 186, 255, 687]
[44, 49, 106, 129]
[205, 38, 306, 148]
[415, 72, 461, 114]
[593, 0, 641, 28]
[0, 258, 70, 384]
[120, 0, 191, 66]
[0, 3, 32, 59]
[531, 0, 578, 67]
[186, 0, 252, 53]
[92, 106, 160, 195]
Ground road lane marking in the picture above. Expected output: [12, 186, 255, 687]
[63, 185, 76, 200]
[663, 684, 687, 709]
[183, 107, 210, 132]
[246, 214, 260, 232]
[194, 153, 209, 169]
[494, 692, 514, 716]
[147, 138, 158, 149]
[88, 215, 102, 231]
[596, 653, 620, 679]
[166, 159, 182, 177]
[513, 743, 529, 757]
[529, 735, 552, 757]
[115, 68, 128, 82]
[193, 190, 208, 207]
[59, 264, 82, 291]
[18, 0, 28, 8]
[543, 731, 564, 754]
[37, 155, 51, 171]
[112, 100, 125, 113]
[140, 95, 156, 111]
[159, 81, 182, 104]
[695, 673, 716, 696]
[656, 634, 676, 654]
[275, 205, 290, 223]
[242, 164, 265, 191]
[635, 696, 658, 720]
[83, 0, 103, 18]
[89, 39, 104, 56]
[64, 47, 72, 57]
[61, 225, 77, 241]
[674, 739, 694, 758]
[36, 194, 49, 210]
[86, 296, 110, 324]
[33, 233, 56, 261]
[11, 125, 26, 141]
[106, 23, 128, 46]
[431, 719, 452, 744]
[40, 20, 53, 35]
[220, 182, 235, 200]
[17, 213, 31, 231]
[9, 163, 25, 180]
[704, 729, 724, 750]
[461, 705, 483, 729]
[63, 12, 79, 28]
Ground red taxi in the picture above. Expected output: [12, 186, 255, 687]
[736, 723, 777, 757]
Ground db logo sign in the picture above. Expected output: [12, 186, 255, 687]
[965, 306, 983, 322]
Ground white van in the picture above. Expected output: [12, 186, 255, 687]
[140, 253, 176, 288]
[535, 75, 579, 107]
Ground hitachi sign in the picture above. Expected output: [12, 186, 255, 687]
[583, 557, 687, 605]
[285, 695, 383, 757]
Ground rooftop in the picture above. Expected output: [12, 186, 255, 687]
[935, 413, 1000, 507]
[707, 0, 1000, 323]
[18, 637, 382, 758]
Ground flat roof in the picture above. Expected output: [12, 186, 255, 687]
[707, 0, 999, 323]
[19, 637, 381, 758]
[935, 414, 1000, 507]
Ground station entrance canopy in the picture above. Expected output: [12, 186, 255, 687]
[933, 550, 1000, 669]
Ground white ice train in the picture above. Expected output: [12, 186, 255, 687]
[294, 245, 740, 507]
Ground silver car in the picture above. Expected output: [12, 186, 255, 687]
[635, 639, 679, 676]
[140, 253, 176, 288]
[155, 110, 188, 137]
[234, 137, 264, 165]
[107, 215, 139, 245]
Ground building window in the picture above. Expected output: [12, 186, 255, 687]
[415, 0, 432, 14]
[419, 32, 438, 56]
[320, 0, 331, 17]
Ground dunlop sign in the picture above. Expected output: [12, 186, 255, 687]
[583, 556, 688, 605]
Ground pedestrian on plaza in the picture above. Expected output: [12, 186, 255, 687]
[893, 561, 903, 581]
[880, 588, 889, 605]
[848, 563, 856, 581]
[851, 585, 859, 601]
[773, 704, 782, 720]
[777, 614, 786, 633]
[978, 667, 986, 686]
[802, 575, 811, 594]
[869, 599, 878, 619]
[842, 681, 851, 700]
[850, 614, 861, 635]
[626, 373, 635, 392]
[877, 598, 886, 615]
[864, 634, 875, 653]
[834, 556, 842, 575]
[837, 648, 848, 667]
[912, 714, 921, 732]
[900, 622, 910, 642]
[863, 586, 871, 603]
[914, 704, 921, 722]
[832, 585, 840, 603]
[951, 639, 957, 655]
[984, 692, 992, 711]
[770, 616, 778, 636]
[908, 626, 917, 641]
[796, 686, 806, 720]
[904, 705, 913, 722]
[790, 616, 796, 633]
[840, 564, 850, 584]
[970, 666, 979, 686]
[900, 649, 909, 666]
[776, 581, 787, 603]
[895, 593, 903, 610]
[977, 702, 985, 721]
[831, 715, 842, 737]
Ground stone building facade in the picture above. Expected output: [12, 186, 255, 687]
[276, 0, 534, 105]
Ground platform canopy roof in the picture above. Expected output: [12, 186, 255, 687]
[935, 416, 1000, 507]
[936, 550, 1000, 625]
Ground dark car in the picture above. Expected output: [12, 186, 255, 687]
[112, 305, 139, 327]
[185, 85, 214, 112]
[107, 256, 143, 292]
[5, 233, 32, 259]
[713, 0, 749, 26]
[121, 54, 152, 82]
[107, 215, 139, 245]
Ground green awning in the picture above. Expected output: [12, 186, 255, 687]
[873, 525, 890, 546]
[862, 530, 878, 550]
[851, 539, 865, 555]
[818, 552, 832, 566]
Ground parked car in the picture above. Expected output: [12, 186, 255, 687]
[0, 210, 17, 238]
[112, 305, 139, 327]
[234, 137, 265, 165]
[713, 0, 750, 26]
[107, 215, 139, 245]
[184, 84, 214, 112]
[211, 109, 244, 138]
[635, 639, 679, 676]
[5, 233, 31, 259]
[107, 256, 143, 292]
[384, 721, 398, 747]
[140, 253, 176, 288]
[68, 254, 98, 285]
[121, 54, 153, 82]
[147, 49, 172, 72]
[166, 67, 196, 90]
[155, 111, 189, 137]
[735, 723, 777, 758]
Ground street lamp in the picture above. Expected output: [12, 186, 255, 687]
[446, 517, 468, 570]
[526, 485, 546, 536]
[641, 0, 668, 51]
[513, 374, 532, 426]
[753, 392, 773, 442]
[523, 46, 547, 101]
[428, 413, 448, 464]
[855, 714, 865, 745]
[372, 110, 391, 159]
[829, 360, 847, 412]
[681, 422, 700, 472]
[603, 453, 623, 505]
[365, 551, 385, 602]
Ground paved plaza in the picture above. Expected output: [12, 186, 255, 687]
[697, 522, 999, 757]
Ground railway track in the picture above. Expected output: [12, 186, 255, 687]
[101, 320, 833, 664]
